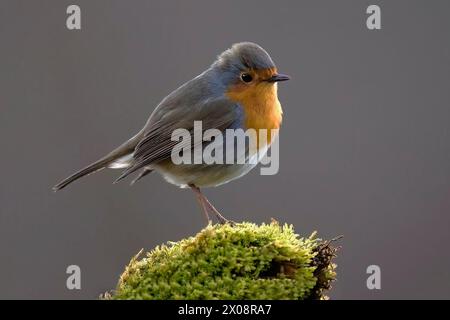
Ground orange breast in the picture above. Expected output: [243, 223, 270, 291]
[226, 82, 283, 148]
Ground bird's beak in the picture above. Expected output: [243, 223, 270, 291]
[266, 73, 291, 82]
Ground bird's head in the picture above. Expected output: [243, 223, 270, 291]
[212, 42, 290, 92]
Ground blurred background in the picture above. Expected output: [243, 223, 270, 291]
[1, 0, 450, 299]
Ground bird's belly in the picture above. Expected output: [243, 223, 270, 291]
[154, 161, 257, 188]
[153, 131, 272, 188]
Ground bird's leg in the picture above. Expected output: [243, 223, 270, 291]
[189, 184, 211, 224]
[189, 184, 232, 225]
[200, 194, 230, 225]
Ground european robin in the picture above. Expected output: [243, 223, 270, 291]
[53, 42, 290, 224]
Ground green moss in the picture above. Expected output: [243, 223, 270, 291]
[111, 221, 338, 300]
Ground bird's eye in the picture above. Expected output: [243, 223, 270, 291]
[240, 73, 253, 83]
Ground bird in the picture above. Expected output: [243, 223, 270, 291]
[53, 42, 290, 224]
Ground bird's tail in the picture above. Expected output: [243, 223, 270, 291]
[53, 132, 143, 191]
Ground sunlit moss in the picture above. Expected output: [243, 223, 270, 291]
[111, 221, 337, 300]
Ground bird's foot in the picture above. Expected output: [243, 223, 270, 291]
[216, 215, 236, 226]
[201, 195, 235, 226]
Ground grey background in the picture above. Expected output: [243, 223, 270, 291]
[1, 0, 449, 299]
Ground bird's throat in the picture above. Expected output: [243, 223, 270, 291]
[226, 83, 283, 146]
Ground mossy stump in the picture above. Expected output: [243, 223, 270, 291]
[111, 221, 338, 300]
